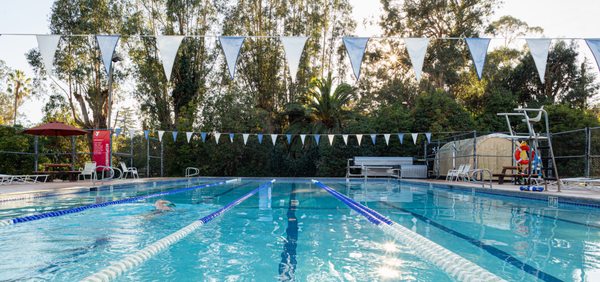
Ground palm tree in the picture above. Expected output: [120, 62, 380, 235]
[306, 73, 355, 132]
[7, 70, 32, 126]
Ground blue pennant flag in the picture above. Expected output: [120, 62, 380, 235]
[586, 39, 600, 73]
[286, 134, 292, 144]
[314, 134, 321, 145]
[143, 130, 149, 140]
[397, 133, 404, 144]
[370, 134, 377, 145]
[229, 133, 235, 143]
[465, 38, 491, 80]
[200, 132, 207, 142]
[114, 127, 121, 136]
[342, 37, 370, 80]
[257, 134, 263, 144]
[425, 132, 431, 144]
[172, 131, 178, 141]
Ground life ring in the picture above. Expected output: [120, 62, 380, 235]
[514, 142, 534, 165]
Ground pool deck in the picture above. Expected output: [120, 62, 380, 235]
[0, 178, 171, 197]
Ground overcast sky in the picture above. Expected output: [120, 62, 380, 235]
[1, 0, 599, 125]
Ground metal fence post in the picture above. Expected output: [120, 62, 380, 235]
[71, 136, 76, 170]
[130, 133, 134, 167]
[160, 141, 164, 177]
[586, 127, 591, 178]
[146, 136, 150, 178]
[473, 130, 478, 169]
[34, 136, 39, 171]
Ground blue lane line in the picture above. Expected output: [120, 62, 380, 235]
[279, 183, 299, 281]
[6, 180, 232, 225]
[199, 180, 274, 224]
[379, 201, 563, 282]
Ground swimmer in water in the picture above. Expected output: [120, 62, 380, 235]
[154, 199, 176, 211]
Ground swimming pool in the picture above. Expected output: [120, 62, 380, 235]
[0, 178, 599, 281]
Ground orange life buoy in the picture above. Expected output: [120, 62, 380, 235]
[514, 142, 534, 165]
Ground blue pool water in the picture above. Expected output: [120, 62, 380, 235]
[0, 178, 599, 281]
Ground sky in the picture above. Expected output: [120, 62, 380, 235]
[1, 0, 599, 125]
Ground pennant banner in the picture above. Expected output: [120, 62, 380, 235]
[411, 133, 419, 145]
[587, 39, 600, 72]
[219, 36, 245, 79]
[243, 133, 249, 145]
[404, 38, 429, 81]
[342, 134, 348, 145]
[526, 39, 552, 84]
[156, 35, 185, 82]
[257, 134, 263, 144]
[129, 130, 135, 139]
[398, 133, 404, 144]
[229, 133, 234, 143]
[285, 134, 292, 144]
[157, 130, 165, 142]
[186, 132, 193, 143]
[114, 127, 122, 136]
[343, 37, 369, 80]
[356, 134, 363, 146]
[327, 134, 335, 146]
[314, 134, 321, 145]
[370, 134, 377, 145]
[200, 132, 207, 143]
[281, 36, 308, 82]
[172, 131, 178, 141]
[465, 38, 491, 80]
[144, 130, 149, 140]
[214, 132, 221, 144]
[300, 134, 306, 145]
[384, 134, 390, 146]
[425, 132, 432, 144]
[96, 35, 120, 75]
[36, 35, 61, 75]
[271, 134, 278, 145]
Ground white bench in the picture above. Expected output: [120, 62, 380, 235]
[346, 157, 427, 179]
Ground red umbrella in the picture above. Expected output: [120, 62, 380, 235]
[22, 122, 88, 136]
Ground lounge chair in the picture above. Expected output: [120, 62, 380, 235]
[457, 164, 472, 181]
[120, 162, 139, 179]
[79, 162, 97, 181]
[0, 174, 48, 184]
[446, 164, 464, 181]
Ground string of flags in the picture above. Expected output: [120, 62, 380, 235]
[31, 34, 600, 84]
[113, 129, 433, 146]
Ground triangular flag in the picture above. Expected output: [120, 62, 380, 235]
[526, 39, 552, 84]
[114, 127, 121, 136]
[156, 35, 185, 82]
[586, 39, 600, 72]
[36, 35, 61, 75]
[286, 134, 292, 144]
[384, 134, 390, 146]
[404, 38, 429, 81]
[411, 133, 419, 145]
[186, 132, 193, 143]
[342, 134, 348, 145]
[144, 130, 149, 140]
[327, 134, 335, 145]
[257, 134, 264, 144]
[300, 134, 306, 145]
[157, 130, 165, 142]
[398, 133, 404, 144]
[281, 36, 308, 82]
[129, 130, 135, 139]
[271, 134, 278, 145]
[219, 36, 245, 79]
[425, 133, 432, 144]
[214, 132, 221, 144]
[96, 35, 120, 75]
[200, 132, 207, 142]
[370, 134, 377, 145]
[172, 131, 178, 141]
[229, 133, 235, 143]
[342, 37, 369, 80]
[465, 38, 491, 80]
[356, 134, 363, 146]
[314, 135, 321, 145]
[243, 133, 249, 145]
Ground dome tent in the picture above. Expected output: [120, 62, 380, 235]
[434, 133, 515, 176]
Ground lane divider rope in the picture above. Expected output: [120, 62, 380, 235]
[81, 179, 276, 282]
[312, 180, 506, 282]
[0, 179, 240, 227]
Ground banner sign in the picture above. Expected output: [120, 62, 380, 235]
[92, 130, 111, 169]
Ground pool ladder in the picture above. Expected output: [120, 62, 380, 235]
[185, 167, 200, 177]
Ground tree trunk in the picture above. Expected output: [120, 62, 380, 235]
[13, 83, 20, 126]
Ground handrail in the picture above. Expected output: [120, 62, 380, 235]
[185, 167, 200, 177]
[469, 169, 493, 189]
[96, 166, 115, 181]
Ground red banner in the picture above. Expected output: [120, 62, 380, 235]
[92, 130, 111, 169]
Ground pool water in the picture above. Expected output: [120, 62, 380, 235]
[0, 178, 599, 281]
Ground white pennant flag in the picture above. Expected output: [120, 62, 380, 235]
[328, 134, 335, 146]
[384, 134, 391, 146]
[96, 35, 120, 75]
[157, 130, 165, 142]
[526, 39, 552, 84]
[186, 132, 193, 143]
[404, 38, 429, 81]
[281, 36, 308, 82]
[343, 37, 370, 80]
[425, 132, 432, 144]
[219, 36, 245, 79]
[300, 134, 306, 145]
[342, 134, 348, 145]
[214, 132, 221, 144]
[411, 133, 419, 145]
[156, 35, 185, 82]
[36, 35, 61, 75]
[356, 134, 363, 146]
[242, 133, 249, 145]
[129, 130, 135, 139]
[271, 134, 278, 145]
[465, 38, 491, 80]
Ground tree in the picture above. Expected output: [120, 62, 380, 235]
[7, 70, 33, 126]
[486, 15, 543, 47]
[306, 73, 355, 132]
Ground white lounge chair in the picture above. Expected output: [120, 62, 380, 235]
[446, 164, 464, 181]
[120, 162, 139, 179]
[1, 174, 48, 184]
[457, 164, 472, 181]
[0, 174, 14, 185]
[79, 162, 97, 181]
